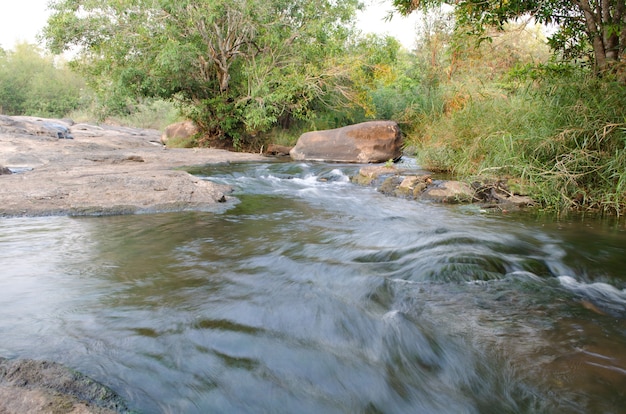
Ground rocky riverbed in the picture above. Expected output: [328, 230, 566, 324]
[0, 115, 536, 217]
[351, 165, 535, 211]
[0, 115, 264, 217]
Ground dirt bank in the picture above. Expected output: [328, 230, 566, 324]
[0, 115, 265, 217]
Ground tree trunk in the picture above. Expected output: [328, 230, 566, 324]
[575, 0, 626, 73]
[615, 0, 626, 62]
[192, 5, 253, 93]
[576, 0, 609, 72]
[602, 0, 621, 62]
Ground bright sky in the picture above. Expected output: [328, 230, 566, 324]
[0, 0, 52, 50]
[357, 0, 420, 49]
[0, 0, 420, 51]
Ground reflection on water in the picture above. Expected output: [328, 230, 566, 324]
[0, 162, 625, 413]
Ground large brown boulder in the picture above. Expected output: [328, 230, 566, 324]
[290, 121, 403, 163]
[161, 120, 199, 146]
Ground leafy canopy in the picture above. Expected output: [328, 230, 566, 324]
[44, 0, 362, 147]
[392, 0, 626, 74]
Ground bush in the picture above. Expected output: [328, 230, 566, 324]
[0, 43, 85, 118]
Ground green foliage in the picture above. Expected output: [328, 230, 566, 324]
[382, 3, 626, 215]
[102, 99, 181, 131]
[341, 32, 447, 136]
[413, 63, 626, 215]
[392, 0, 626, 75]
[0, 43, 85, 117]
[44, 0, 363, 149]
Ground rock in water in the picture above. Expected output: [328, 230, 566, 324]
[290, 121, 403, 163]
[421, 180, 476, 203]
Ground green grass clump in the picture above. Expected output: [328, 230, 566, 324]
[66, 98, 181, 131]
[410, 65, 626, 215]
[106, 99, 181, 131]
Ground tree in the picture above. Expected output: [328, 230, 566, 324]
[44, 0, 362, 147]
[391, 0, 626, 74]
[0, 43, 84, 117]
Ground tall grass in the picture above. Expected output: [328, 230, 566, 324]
[410, 65, 626, 215]
[66, 98, 181, 131]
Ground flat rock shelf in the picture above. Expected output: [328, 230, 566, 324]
[0, 115, 264, 217]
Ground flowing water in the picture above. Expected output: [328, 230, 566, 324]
[1, 161, 625, 413]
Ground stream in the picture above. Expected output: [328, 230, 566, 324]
[1, 160, 625, 413]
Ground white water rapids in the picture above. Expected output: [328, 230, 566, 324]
[0, 161, 625, 413]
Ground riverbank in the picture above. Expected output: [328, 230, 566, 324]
[0, 115, 539, 218]
[408, 73, 626, 215]
[0, 115, 265, 217]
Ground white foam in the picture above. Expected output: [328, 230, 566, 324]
[558, 275, 626, 306]
[328, 169, 350, 183]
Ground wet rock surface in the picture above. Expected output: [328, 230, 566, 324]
[0, 358, 132, 414]
[352, 164, 535, 210]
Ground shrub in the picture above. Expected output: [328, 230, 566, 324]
[0, 43, 85, 118]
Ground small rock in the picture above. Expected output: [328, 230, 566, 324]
[161, 120, 199, 146]
[265, 144, 292, 157]
[123, 155, 144, 162]
[379, 176, 403, 196]
[398, 175, 432, 198]
[472, 180, 535, 209]
[351, 165, 397, 185]
[421, 180, 475, 203]
[43, 122, 74, 139]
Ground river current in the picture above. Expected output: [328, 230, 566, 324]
[1, 161, 625, 413]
